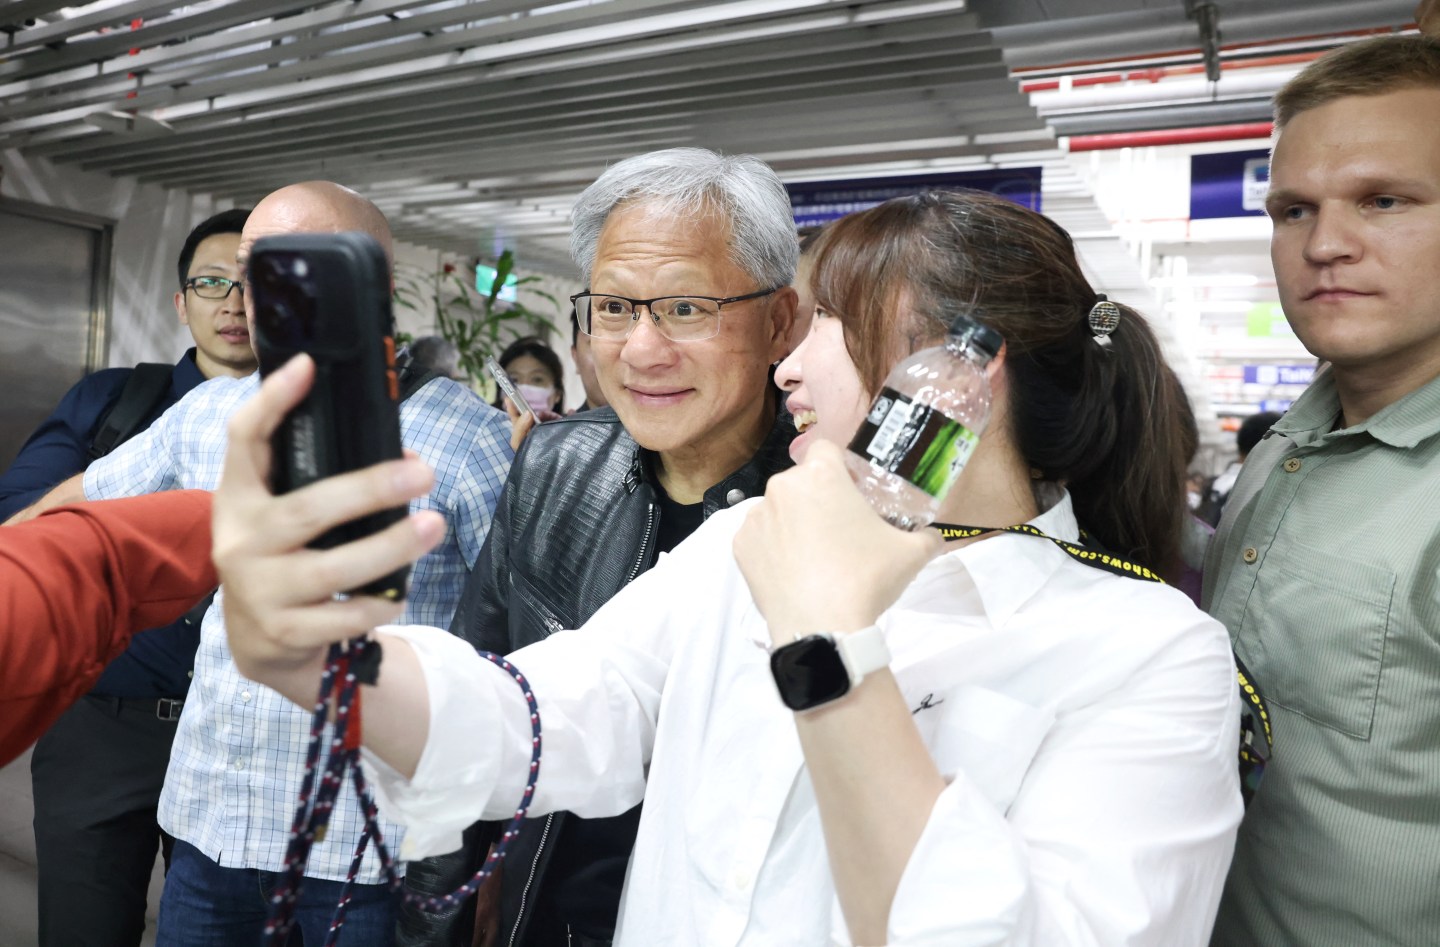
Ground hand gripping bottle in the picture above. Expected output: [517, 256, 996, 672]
[844, 313, 1003, 530]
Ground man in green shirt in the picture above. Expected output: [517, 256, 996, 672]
[1205, 34, 1440, 946]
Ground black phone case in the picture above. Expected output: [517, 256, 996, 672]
[250, 232, 410, 600]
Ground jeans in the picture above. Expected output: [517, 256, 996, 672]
[157, 839, 399, 946]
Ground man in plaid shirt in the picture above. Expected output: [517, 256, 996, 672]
[26, 181, 513, 945]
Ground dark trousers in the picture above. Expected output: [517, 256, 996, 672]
[31, 693, 181, 947]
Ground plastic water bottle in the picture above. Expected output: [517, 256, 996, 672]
[845, 313, 1003, 530]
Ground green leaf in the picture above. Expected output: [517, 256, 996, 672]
[493, 249, 515, 286]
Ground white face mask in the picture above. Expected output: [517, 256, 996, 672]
[517, 383, 555, 414]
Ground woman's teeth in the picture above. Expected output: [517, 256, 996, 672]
[793, 409, 817, 434]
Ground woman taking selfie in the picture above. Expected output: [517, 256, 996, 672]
[218, 190, 1240, 946]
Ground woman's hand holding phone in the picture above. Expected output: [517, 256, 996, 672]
[487, 355, 560, 452]
[215, 354, 444, 704]
[502, 397, 537, 453]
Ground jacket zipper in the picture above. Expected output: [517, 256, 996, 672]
[509, 812, 554, 947]
[510, 501, 655, 944]
[625, 503, 658, 584]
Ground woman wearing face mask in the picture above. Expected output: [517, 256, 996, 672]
[493, 334, 566, 421]
[218, 190, 1241, 946]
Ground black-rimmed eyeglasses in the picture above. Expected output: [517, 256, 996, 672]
[570, 286, 780, 342]
[185, 276, 244, 300]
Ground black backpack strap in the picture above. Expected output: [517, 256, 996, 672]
[88, 362, 174, 461]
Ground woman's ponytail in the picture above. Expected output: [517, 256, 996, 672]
[807, 190, 1193, 577]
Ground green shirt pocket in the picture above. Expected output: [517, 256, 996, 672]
[1251, 542, 1395, 739]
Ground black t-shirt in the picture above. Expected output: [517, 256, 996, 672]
[653, 486, 705, 558]
[532, 485, 705, 942]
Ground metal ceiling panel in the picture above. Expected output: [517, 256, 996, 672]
[0, 0, 1420, 271]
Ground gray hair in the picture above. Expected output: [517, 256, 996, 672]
[407, 335, 461, 379]
[570, 148, 798, 289]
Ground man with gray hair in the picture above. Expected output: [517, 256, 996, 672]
[402, 147, 798, 947]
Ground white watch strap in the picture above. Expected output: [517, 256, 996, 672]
[836, 624, 891, 686]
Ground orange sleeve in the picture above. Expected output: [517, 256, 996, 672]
[0, 490, 216, 764]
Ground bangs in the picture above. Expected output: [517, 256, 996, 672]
[807, 199, 940, 394]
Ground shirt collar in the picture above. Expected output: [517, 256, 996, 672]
[1273, 365, 1440, 450]
[915, 488, 1080, 631]
[174, 347, 207, 391]
[742, 489, 1079, 651]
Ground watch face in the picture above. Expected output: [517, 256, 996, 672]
[770, 635, 850, 711]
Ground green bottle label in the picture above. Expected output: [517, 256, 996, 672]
[848, 386, 979, 500]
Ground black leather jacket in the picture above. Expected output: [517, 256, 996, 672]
[398, 405, 795, 947]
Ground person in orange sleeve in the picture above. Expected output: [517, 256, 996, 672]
[0, 490, 216, 765]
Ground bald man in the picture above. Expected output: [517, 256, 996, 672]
[28, 181, 515, 945]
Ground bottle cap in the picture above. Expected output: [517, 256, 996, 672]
[947, 312, 1004, 360]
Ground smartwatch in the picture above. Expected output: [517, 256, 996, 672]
[769, 625, 891, 712]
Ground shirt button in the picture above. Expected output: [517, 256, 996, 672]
[233, 758, 246, 771]
[241, 691, 252, 703]
[1283, 458, 1302, 473]
[1243, 547, 1259, 564]
[731, 871, 751, 891]
[726, 488, 746, 506]
[188, 670, 194, 679]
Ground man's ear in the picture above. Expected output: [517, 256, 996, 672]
[766, 286, 798, 361]
[174, 290, 189, 326]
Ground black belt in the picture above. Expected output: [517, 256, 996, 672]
[91, 694, 186, 722]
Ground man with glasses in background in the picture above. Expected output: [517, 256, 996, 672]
[401, 147, 799, 947]
[0, 208, 255, 947]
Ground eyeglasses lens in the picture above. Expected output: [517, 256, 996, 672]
[578, 295, 720, 342]
[191, 278, 242, 299]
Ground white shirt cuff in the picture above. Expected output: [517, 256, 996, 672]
[360, 624, 531, 861]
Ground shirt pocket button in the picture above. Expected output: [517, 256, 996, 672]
[1243, 547, 1259, 564]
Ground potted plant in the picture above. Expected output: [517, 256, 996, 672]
[393, 249, 561, 395]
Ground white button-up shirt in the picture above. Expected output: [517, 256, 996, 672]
[370, 492, 1241, 944]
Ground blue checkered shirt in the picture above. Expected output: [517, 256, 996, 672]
[84, 372, 512, 882]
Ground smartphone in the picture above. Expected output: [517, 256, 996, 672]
[249, 231, 410, 600]
[485, 355, 537, 425]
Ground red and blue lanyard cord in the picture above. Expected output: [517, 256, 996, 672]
[933, 521, 1271, 806]
[265, 635, 541, 946]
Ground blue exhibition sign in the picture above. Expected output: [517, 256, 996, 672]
[1190, 149, 1270, 220]
[1243, 364, 1315, 386]
[1260, 399, 1295, 413]
[786, 167, 1043, 229]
